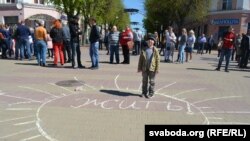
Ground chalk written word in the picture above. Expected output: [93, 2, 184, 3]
[70, 97, 192, 113]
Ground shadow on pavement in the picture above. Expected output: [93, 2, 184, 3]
[187, 68, 215, 71]
[200, 57, 218, 62]
[15, 62, 39, 66]
[99, 61, 110, 64]
[244, 76, 250, 78]
[100, 89, 140, 97]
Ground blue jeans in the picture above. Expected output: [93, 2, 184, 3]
[90, 42, 99, 68]
[217, 48, 232, 71]
[110, 45, 119, 63]
[36, 40, 47, 65]
[71, 40, 82, 67]
[178, 45, 185, 63]
[134, 41, 141, 55]
[19, 38, 31, 60]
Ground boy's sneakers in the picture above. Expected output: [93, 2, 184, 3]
[140, 93, 149, 98]
[147, 93, 154, 99]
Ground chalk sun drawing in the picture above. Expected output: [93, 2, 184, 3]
[0, 74, 249, 141]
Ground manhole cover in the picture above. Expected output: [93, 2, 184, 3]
[55, 80, 84, 87]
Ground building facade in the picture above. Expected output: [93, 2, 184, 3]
[0, 0, 60, 29]
[191, 0, 250, 42]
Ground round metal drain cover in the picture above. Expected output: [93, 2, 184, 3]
[55, 80, 84, 87]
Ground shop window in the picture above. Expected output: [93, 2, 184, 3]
[222, 0, 232, 10]
[6, 0, 15, 3]
[34, 0, 38, 4]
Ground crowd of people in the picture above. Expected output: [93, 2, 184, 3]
[0, 20, 250, 72]
[153, 26, 250, 72]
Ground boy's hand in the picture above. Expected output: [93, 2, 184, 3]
[137, 70, 142, 73]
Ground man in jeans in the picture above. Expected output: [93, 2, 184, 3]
[108, 26, 120, 64]
[69, 15, 84, 69]
[133, 28, 142, 55]
[89, 18, 100, 70]
[16, 21, 31, 60]
[62, 22, 72, 63]
[215, 26, 235, 72]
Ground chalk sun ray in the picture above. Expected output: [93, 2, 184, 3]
[192, 96, 242, 105]
[155, 82, 177, 93]
[18, 86, 59, 98]
[0, 128, 37, 139]
[172, 88, 206, 97]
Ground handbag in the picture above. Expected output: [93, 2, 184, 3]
[127, 40, 134, 50]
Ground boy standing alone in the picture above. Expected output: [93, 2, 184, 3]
[138, 34, 160, 98]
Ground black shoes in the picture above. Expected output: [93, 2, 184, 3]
[215, 68, 229, 72]
[140, 93, 154, 99]
[215, 68, 220, 71]
[78, 65, 85, 69]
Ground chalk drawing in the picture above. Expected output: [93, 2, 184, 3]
[14, 120, 36, 126]
[155, 82, 177, 93]
[8, 101, 36, 106]
[19, 86, 59, 98]
[114, 74, 120, 90]
[0, 94, 42, 103]
[192, 96, 242, 105]
[0, 115, 35, 123]
[48, 83, 75, 94]
[173, 88, 206, 97]
[5, 108, 34, 111]
[0, 128, 36, 139]
[1, 71, 249, 141]
[20, 135, 41, 141]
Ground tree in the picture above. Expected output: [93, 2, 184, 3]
[144, 0, 210, 33]
[47, 0, 130, 44]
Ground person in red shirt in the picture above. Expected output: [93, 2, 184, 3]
[215, 26, 236, 72]
[119, 26, 133, 64]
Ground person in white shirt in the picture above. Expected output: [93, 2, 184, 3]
[164, 26, 176, 63]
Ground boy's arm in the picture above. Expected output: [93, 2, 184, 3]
[155, 48, 160, 73]
[138, 53, 143, 72]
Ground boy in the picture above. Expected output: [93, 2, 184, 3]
[138, 34, 160, 98]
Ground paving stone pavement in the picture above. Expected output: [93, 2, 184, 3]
[0, 47, 250, 141]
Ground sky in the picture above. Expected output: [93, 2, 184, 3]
[123, 0, 145, 32]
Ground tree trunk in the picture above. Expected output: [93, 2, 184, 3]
[83, 19, 89, 46]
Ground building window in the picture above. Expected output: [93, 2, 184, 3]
[222, 0, 232, 10]
[34, 0, 44, 4]
[40, 0, 45, 4]
[6, 0, 16, 3]
[4, 16, 18, 25]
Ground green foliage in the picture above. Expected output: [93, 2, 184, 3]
[144, 0, 210, 32]
[47, 0, 130, 30]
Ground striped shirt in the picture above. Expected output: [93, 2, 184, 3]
[108, 31, 120, 46]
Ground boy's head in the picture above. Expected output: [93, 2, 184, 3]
[147, 34, 156, 47]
